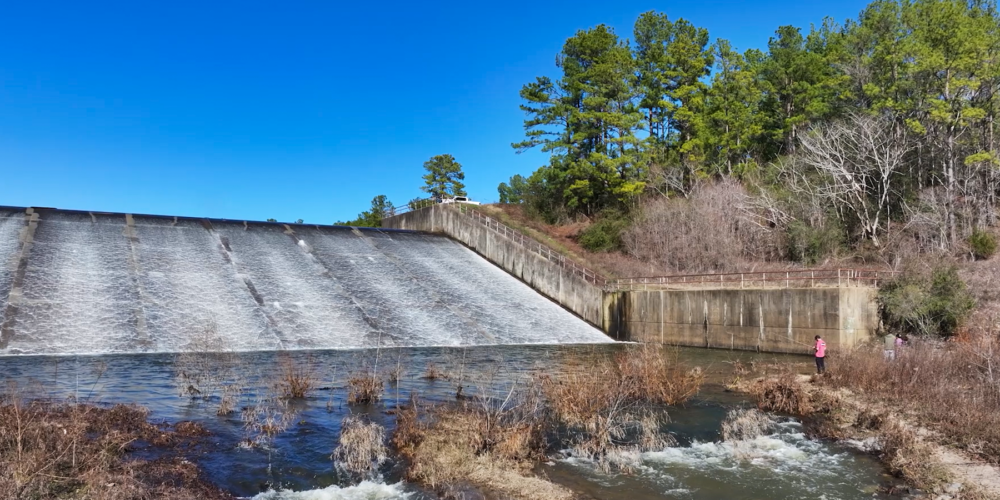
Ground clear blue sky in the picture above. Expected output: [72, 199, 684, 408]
[0, 0, 871, 223]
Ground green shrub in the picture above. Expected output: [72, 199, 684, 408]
[968, 229, 997, 260]
[878, 264, 974, 337]
[579, 214, 629, 253]
[786, 220, 843, 265]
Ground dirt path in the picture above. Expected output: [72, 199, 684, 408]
[933, 446, 1000, 498]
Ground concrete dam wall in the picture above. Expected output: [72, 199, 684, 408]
[0, 207, 611, 355]
[384, 205, 879, 353]
[604, 288, 876, 353]
[382, 204, 606, 331]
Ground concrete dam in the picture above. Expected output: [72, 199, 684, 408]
[0, 207, 612, 356]
[384, 204, 882, 354]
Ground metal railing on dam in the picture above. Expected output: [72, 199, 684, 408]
[446, 204, 896, 291]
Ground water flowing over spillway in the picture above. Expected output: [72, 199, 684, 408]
[0, 208, 611, 355]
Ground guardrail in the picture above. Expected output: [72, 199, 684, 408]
[456, 204, 605, 285]
[604, 268, 897, 291]
[387, 198, 436, 217]
[430, 204, 897, 291]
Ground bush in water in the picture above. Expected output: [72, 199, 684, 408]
[333, 415, 388, 479]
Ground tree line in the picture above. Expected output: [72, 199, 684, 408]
[500, 0, 1000, 259]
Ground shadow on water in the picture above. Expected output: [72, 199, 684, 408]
[0, 344, 890, 499]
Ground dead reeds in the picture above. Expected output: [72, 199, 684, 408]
[347, 372, 384, 405]
[332, 415, 388, 479]
[423, 363, 449, 381]
[240, 392, 297, 448]
[752, 373, 810, 415]
[877, 419, 946, 487]
[386, 346, 704, 495]
[720, 408, 774, 442]
[0, 389, 232, 500]
[537, 345, 702, 470]
[392, 394, 568, 500]
[173, 322, 250, 417]
[616, 344, 704, 405]
[823, 337, 1000, 465]
[276, 354, 317, 399]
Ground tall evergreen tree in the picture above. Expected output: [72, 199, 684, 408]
[634, 12, 714, 188]
[514, 25, 645, 215]
[760, 23, 847, 154]
[704, 40, 767, 176]
[421, 154, 467, 199]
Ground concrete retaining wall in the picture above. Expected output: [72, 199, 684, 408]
[604, 287, 878, 353]
[383, 205, 608, 332]
[384, 206, 879, 352]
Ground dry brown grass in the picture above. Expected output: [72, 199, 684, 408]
[276, 355, 317, 399]
[720, 408, 775, 442]
[240, 391, 297, 448]
[617, 345, 704, 405]
[173, 323, 250, 417]
[347, 372, 384, 405]
[385, 363, 402, 384]
[332, 415, 388, 479]
[391, 395, 567, 500]
[215, 383, 241, 416]
[876, 418, 947, 488]
[390, 347, 703, 494]
[422, 363, 449, 381]
[0, 392, 231, 500]
[720, 408, 779, 461]
[741, 360, 962, 492]
[751, 373, 811, 415]
[537, 345, 701, 470]
[823, 337, 1000, 465]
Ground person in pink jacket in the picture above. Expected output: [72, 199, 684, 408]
[814, 335, 827, 374]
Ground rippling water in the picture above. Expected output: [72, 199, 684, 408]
[0, 209, 610, 355]
[0, 344, 891, 499]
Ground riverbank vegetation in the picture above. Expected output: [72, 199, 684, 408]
[392, 344, 704, 496]
[0, 393, 231, 500]
[736, 342, 1000, 498]
[825, 339, 1000, 467]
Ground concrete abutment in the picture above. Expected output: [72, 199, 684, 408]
[383, 205, 878, 354]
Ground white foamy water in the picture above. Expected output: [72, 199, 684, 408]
[251, 481, 411, 500]
[0, 210, 611, 355]
[560, 420, 881, 499]
[0, 209, 27, 331]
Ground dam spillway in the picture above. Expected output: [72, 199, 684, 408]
[0, 207, 611, 355]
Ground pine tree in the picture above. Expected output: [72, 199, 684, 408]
[514, 24, 645, 215]
[421, 154, 467, 199]
[704, 40, 767, 176]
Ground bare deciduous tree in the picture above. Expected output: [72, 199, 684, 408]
[622, 179, 783, 273]
[796, 112, 912, 248]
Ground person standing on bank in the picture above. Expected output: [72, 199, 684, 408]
[814, 335, 827, 374]
[884, 332, 897, 361]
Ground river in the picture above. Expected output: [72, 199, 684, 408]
[0, 344, 893, 499]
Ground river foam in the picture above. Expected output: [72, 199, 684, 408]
[250, 481, 411, 500]
[559, 419, 881, 499]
